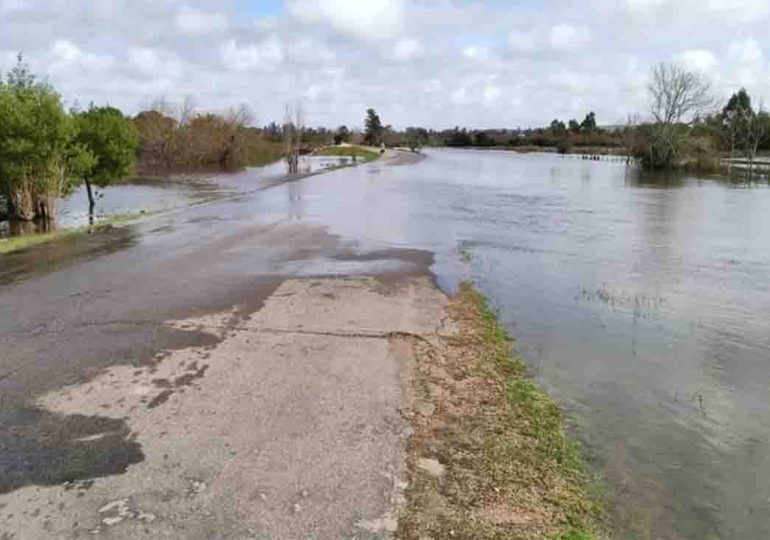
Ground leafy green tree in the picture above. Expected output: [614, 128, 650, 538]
[446, 127, 472, 147]
[0, 55, 78, 220]
[74, 106, 139, 218]
[568, 119, 581, 133]
[550, 119, 567, 135]
[473, 131, 493, 146]
[364, 108, 383, 146]
[723, 89, 752, 117]
[580, 112, 597, 132]
[334, 125, 350, 145]
[405, 127, 429, 152]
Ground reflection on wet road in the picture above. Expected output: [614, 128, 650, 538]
[2, 149, 770, 539]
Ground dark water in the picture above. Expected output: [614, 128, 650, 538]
[248, 149, 770, 539]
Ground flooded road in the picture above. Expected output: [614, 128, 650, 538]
[245, 149, 770, 539]
[2, 149, 769, 538]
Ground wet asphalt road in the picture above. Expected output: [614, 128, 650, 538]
[0, 155, 429, 498]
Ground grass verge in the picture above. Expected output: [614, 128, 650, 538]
[316, 145, 381, 161]
[0, 211, 148, 256]
[399, 283, 603, 539]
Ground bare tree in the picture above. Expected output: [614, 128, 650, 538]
[227, 103, 253, 129]
[283, 102, 303, 175]
[649, 63, 713, 126]
[177, 96, 197, 127]
[620, 113, 641, 164]
[645, 63, 715, 168]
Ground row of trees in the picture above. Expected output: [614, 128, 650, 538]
[549, 112, 597, 135]
[0, 56, 137, 222]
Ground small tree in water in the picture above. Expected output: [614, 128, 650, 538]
[283, 103, 303, 175]
[74, 106, 139, 221]
[642, 63, 714, 169]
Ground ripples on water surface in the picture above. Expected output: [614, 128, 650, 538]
[254, 149, 770, 539]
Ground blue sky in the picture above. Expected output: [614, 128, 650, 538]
[236, 0, 283, 19]
[1, 0, 768, 128]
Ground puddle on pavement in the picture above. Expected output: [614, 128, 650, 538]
[0, 407, 144, 495]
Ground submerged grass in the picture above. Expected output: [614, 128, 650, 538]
[399, 283, 603, 539]
[316, 145, 381, 161]
[0, 211, 149, 256]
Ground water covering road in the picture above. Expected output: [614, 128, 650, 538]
[2, 149, 770, 539]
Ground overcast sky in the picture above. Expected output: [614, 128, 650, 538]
[1, 0, 768, 129]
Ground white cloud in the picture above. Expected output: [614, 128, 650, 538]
[623, 0, 667, 13]
[676, 49, 718, 72]
[617, 0, 770, 24]
[392, 38, 422, 61]
[50, 40, 113, 71]
[0, 0, 30, 14]
[127, 47, 183, 78]
[462, 46, 490, 60]
[728, 37, 763, 66]
[175, 6, 227, 35]
[549, 24, 591, 50]
[51, 40, 81, 63]
[286, 0, 405, 42]
[704, 0, 770, 25]
[483, 76, 502, 103]
[508, 29, 538, 53]
[220, 37, 284, 72]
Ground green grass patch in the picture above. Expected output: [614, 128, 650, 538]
[242, 139, 284, 167]
[0, 211, 149, 256]
[316, 145, 381, 161]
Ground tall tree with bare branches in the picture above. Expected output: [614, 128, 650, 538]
[644, 63, 714, 168]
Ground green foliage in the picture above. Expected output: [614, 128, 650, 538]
[405, 126, 429, 152]
[0, 211, 148, 255]
[723, 88, 752, 117]
[473, 130, 493, 146]
[74, 106, 138, 188]
[0, 55, 79, 219]
[580, 112, 597, 132]
[363, 108, 383, 146]
[551, 119, 567, 135]
[333, 125, 350, 145]
[445, 127, 473, 146]
[316, 146, 379, 161]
